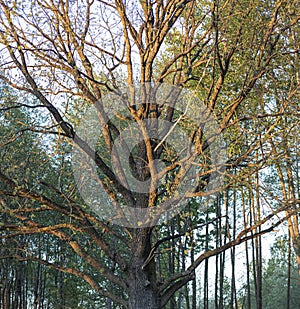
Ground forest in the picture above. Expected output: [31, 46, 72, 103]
[0, 0, 299, 308]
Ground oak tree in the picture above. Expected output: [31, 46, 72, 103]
[0, 0, 299, 308]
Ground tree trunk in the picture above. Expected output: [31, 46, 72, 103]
[127, 221, 160, 309]
[128, 266, 159, 309]
[287, 230, 291, 309]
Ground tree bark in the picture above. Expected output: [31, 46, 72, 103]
[127, 260, 160, 309]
